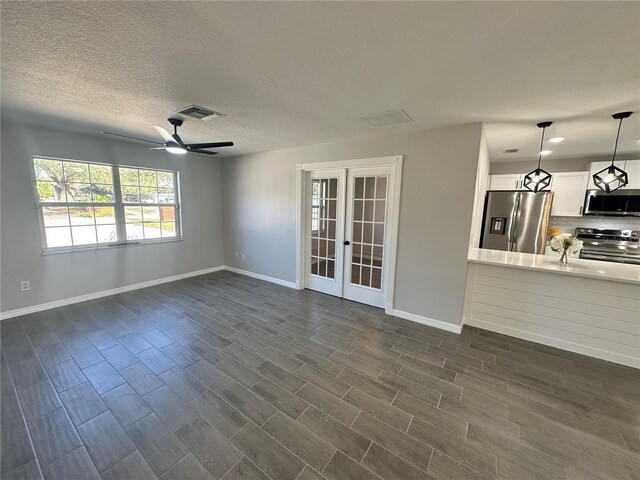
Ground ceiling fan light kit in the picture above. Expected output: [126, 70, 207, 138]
[523, 121, 553, 192]
[593, 111, 633, 193]
[102, 116, 233, 156]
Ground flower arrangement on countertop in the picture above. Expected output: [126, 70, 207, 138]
[549, 232, 583, 264]
[546, 227, 561, 245]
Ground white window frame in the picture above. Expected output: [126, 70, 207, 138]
[30, 156, 182, 254]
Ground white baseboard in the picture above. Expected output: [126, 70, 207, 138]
[388, 308, 463, 334]
[224, 266, 297, 289]
[467, 316, 640, 369]
[0, 266, 225, 320]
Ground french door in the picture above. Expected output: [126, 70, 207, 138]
[304, 165, 395, 308]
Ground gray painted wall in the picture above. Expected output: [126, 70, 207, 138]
[1, 120, 225, 312]
[222, 123, 484, 326]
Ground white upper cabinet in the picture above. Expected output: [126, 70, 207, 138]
[623, 160, 640, 189]
[588, 160, 640, 189]
[549, 171, 590, 217]
[488, 173, 524, 190]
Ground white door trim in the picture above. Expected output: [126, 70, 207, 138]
[295, 155, 403, 313]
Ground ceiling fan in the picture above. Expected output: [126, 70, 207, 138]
[102, 117, 233, 156]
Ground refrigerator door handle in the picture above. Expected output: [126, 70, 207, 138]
[508, 192, 521, 251]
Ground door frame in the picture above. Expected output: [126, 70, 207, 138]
[295, 155, 403, 314]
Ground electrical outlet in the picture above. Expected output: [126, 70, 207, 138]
[241, 253, 246, 261]
[20, 280, 31, 291]
[235, 251, 239, 259]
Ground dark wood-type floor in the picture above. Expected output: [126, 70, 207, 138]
[1, 271, 639, 480]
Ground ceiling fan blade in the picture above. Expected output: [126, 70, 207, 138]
[185, 141, 234, 149]
[101, 131, 163, 145]
[152, 124, 174, 142]
[187, 149, 218, 156]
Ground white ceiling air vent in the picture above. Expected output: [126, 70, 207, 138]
[177, 105, 225, 121]
[503, 148, 519, 154]
[361, 109, 412, 127]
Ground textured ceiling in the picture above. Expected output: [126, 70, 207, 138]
[1, 1, 639, 160]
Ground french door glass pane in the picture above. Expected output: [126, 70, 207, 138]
[310, 177, 337, 279]
[350, 175, 388, 289]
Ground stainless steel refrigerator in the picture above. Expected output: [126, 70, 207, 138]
[480, 190, 554, 254]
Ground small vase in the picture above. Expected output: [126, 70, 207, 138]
[558, 251, 568, 264]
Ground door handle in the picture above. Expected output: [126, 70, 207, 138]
[344, 241, 350, 246]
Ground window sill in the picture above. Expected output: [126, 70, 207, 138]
[41, 237, 183, 255]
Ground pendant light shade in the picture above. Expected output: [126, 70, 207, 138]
[593, 112, 633, 193]
[524, 121, 553, 192]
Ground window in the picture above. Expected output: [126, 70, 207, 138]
[32, 157, 180, 251]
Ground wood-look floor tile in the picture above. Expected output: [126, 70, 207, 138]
[427, 449, 486, 480]
[76, 411, 135, 472]
[159, 367, 206, 402]
[16, 380, 62, 419]
[220, 383, 277, 426]
[45, 359, 86, 392]
[101, 344, 139, 371]
[296, 383, 359, 426]
[352, 411, 434, 472]
[257, 347, 303, 372]
[143, 385, 197, 432]
[262, 411, 335, 472]
[397, 365, 463, 399]
[322, 451, 381, 480]
[101, 451, 157, 480]
[82, 361, 125, 394]
[230, 422, 305, 480]
[36, 343, 71, 367]
[186, 361, 235, 393]
[219, 457, 269, 480]
[120, 362, 164, 396]
[64, 339, 104, 370]
[329, 352, 381, 379]
[1, 459, 42, 480]
[215, 358, 263, 388]
[295, 350, 343, 377]
[28, 407, 82, 467]
[393, 392, 468, 438]
[255, 361, 306, 394]
[160, 343, 201, 368]
[337, 369, 396, 403]
[295, 364, 350, 398]
[58, 382, 108, 426]
[189, 390, 249, 438]
[223, 343, 264, 368]
[136, 348, 177, 375]
[251, 378, 308, 419]
[160, 453, 214, 480]
[407, 417, 496, 477]
[101, 383, 152, 428]
[41, 446, 100, 480]
[362, 443, 433, 480]
[119, 334, 153, 355]
[125, 413, 188, 476]
[140, 329, 175, 350]
[298, 406, 371, 463]
[175, 416, 243, 478]
[1, 415, 36, 474]
[343, 388, 411, 432]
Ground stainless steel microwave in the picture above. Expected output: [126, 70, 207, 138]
[583, 189, 640, 216]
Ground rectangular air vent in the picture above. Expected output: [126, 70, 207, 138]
[361, 109, 412, 127]
[177, 105, 225, 121]
[503, 148, 519, 154]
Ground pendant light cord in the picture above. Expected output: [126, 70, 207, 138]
[537, 125, 547, 169]
[610, 116, 623, 166]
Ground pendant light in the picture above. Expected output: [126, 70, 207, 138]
[523, 121, 553, 192]
[593, 112, 633, 193]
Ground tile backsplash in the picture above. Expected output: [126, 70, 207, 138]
[550, 215, 640, 233]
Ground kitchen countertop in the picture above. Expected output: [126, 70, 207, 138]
[468, 248, 640, 284]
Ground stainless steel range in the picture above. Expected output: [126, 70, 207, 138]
[575, 228, 640, 264]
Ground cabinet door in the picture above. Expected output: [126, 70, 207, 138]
[550, 172, 589, 217]
[489, 174, 522, 190]
[622, 160, 640, 189]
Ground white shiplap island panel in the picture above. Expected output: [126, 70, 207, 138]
[464, 250, 640, 368]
